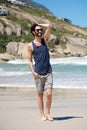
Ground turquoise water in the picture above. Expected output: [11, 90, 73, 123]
[0, 57, 87, 89]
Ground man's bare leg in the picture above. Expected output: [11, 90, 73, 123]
[46, 89, 53, 121]
[37, 93, 46, 120]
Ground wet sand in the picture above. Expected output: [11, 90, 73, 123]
[0, 87, 87, 130]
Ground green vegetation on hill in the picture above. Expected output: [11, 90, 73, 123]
[7, 15, 29, 30]
[20, 6, 55, 21]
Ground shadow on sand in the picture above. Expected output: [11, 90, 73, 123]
[53, 116, 83, 121]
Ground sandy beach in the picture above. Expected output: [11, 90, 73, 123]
[0, 87, 87, 130]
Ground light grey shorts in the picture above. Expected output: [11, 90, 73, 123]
[34, 73, 53, 93]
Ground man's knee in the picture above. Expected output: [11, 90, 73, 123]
[46, 89, 52, 97]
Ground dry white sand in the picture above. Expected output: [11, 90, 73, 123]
[0, 87, 87, 130]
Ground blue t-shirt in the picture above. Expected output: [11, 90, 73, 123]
[32, 38, 52, 75]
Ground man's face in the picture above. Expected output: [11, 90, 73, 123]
[34, 26, 43, 37]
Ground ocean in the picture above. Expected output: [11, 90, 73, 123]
[0, 56, 87, 89]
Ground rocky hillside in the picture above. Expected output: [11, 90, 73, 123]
[0, 1, 87, 61]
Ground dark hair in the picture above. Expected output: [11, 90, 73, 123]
[31, 23, 38, 36]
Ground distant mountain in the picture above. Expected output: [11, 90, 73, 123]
[20, 0, 50, 12]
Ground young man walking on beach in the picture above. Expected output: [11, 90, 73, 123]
[27, 23, 53, 121]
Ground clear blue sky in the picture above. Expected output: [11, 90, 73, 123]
[33, 0, 87, 28]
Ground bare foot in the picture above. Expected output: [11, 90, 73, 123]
[41, 116, 47, 121]
[46, 114, 53, 121]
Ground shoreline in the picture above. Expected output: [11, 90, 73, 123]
[0, 86, 87, 98]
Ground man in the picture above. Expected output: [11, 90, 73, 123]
[27, 23, 53, 121]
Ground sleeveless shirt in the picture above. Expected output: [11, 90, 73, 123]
[32, 38, 52, 75]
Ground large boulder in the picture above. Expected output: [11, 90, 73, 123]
[17, 43, 28, 59]
[6, 42, 28, 59]
[6, 42, 19, 56]
[0, 53, 15, 61]
[62, 36, 87, 57]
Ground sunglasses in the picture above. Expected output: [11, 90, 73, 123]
[35, 28, 43, 32]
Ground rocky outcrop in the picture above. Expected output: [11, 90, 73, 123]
[64, 36, 87, 56]
[6, 42, 28, 59]
[6, 6, 52, 26]
[52, 35, 87, 57]
[0, 35, 85, 61]
[0, 17, 22, 36]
